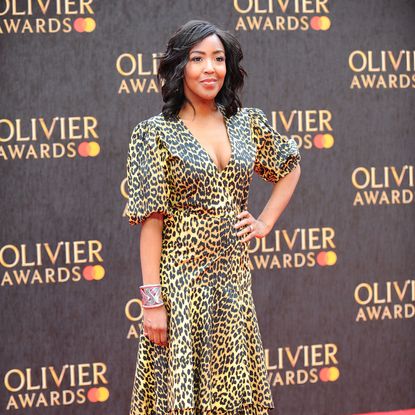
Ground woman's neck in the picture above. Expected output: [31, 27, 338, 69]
[179, 99, 219, 121]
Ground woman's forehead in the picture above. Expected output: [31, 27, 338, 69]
[189, 34, 225, 53]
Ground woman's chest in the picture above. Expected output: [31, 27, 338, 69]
[162, 116, 257, 184]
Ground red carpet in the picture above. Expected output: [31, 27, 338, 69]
[354, 409, 415, 415]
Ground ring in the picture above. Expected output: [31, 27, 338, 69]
[249, 224, 253, 232]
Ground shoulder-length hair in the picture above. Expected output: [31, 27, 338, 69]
[157, 20, 247, 119]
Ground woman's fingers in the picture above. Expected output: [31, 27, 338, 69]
[153, 330, 161, 346]
[234, 211, 253, 230]
[144, 325, 168, 347]
[155, 325, 168, 347]
[160, 327, 168, 347]
[234, 210, 268, 242]
[142, 304, 169, 347]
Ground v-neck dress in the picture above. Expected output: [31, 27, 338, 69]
[126, 105, 301, 415]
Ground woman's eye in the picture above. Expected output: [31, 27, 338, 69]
[191, 56, 225, 62]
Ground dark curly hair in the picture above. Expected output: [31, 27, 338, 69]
[156, 20, 247, 119]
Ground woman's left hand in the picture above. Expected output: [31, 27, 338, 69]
[234, 210, 272, 242]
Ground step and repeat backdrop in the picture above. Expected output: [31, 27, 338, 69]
[1, 1, 414, 414]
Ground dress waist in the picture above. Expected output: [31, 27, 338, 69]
[170, 204, 242, 219]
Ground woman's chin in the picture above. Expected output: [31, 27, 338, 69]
[195, 90, 220, 101]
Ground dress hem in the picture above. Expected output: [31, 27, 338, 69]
[166, 401, 275, 415]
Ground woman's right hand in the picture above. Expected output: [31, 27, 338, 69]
[142, 304, 169, 347]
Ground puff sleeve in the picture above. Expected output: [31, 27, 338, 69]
[249, 107, 301, 183]
[126, 120, 173, 225]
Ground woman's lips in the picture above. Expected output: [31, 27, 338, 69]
[200, 79, 217, 87]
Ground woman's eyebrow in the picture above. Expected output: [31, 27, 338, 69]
[190, 49, 225, 55]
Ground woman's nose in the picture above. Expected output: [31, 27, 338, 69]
[203, 59, 215, 72]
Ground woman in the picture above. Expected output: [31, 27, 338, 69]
[126, 19, 301, 415]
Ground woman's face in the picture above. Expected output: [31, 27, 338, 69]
[182, 34, 226, 105]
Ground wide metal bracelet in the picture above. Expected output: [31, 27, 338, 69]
[139, 284, 164, 308]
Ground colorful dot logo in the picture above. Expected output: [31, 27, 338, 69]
[314, 134, 334, 149]
[83, 265, 106, 281]
[73, 17, 96, 33]
[316, 251, 337, 266]
[319, 367, 340, 382]
[310, 16, 331, 31]
[78, 141, 100, 157]
[87, 386, 109, 402]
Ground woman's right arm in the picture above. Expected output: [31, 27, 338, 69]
[139, 212, 169, 348]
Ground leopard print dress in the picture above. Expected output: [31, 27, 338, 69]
[126, 105, 301, 415]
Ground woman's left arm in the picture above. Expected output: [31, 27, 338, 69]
[235, 164, 301, 242]
[258, 163, 301, 232]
